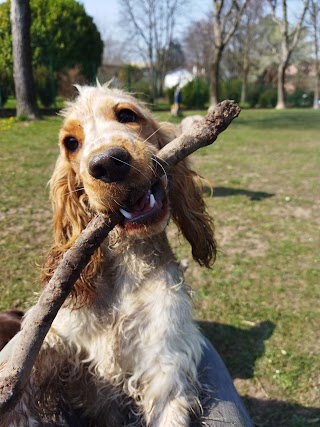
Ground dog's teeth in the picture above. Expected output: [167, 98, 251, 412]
[119, 208, 133, 219]
[149, 193, 156, 208]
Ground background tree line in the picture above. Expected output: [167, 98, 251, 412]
[181, 0, 312, 109]
[0, 0, 319, 113]
[0, 0, 103, 111]
[109, 0, 314, 109]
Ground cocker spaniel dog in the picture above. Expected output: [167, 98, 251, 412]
[3, 84, 216, 426]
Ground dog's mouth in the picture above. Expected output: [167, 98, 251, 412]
[118, 181, 169, 231]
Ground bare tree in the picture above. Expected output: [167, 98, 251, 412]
[103, 34, 128, 65]
[210, 0, 250, 107]
[219, 0, 267, 103]
[237, 0, 266, 104]
[10, 0, 39, 119]
[119, 0, 185, 102]
[268, 0, 310, 109]
[183, 15, 214, 82]
[310, 0, 320, 109]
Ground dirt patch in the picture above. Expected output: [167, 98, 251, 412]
[0, 205, 52, 245]
[216, 225, 269, 257]
[271, 204, 313, 221]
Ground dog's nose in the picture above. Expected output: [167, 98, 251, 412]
[88, 147, 131, 183]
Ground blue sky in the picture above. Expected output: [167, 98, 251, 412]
[79, 0, 305, 39]
[79, 0, 213, 38]
[0, 0, 306, 39]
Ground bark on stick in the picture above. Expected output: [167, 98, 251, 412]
[0, 100, 240, 415]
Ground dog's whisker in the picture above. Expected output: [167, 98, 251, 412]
[112, 199, 124, 208]
[151, 155, 168, 189]
[143, 125, 164, 144]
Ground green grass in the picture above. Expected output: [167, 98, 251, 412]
[2, 96, 65, 109]
[2, 96, 16, 109]
[0, 116, 61, 307]
[0, 109, 319, 425]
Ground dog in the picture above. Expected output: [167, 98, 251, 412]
[2, 84, 216, 426]
[0, 309, 24, 351]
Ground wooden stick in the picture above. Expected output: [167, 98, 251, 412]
[0, 100, 240, 415]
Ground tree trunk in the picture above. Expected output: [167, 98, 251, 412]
[314, 63, 319, 109]
[209, 49, 222, 107]
[10, 0, 40, 119]
[240, 59, 249, 105]
[313, 32, 319, 109]
[276, 62, 286, 110]
[269, 0, 309, 110]
[148, 61, 156, 104]
[311, 0, 320, 109]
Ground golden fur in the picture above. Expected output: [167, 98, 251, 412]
[2, 85, 216, 426]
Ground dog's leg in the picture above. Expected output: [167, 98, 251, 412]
[119, 271, 204, 427]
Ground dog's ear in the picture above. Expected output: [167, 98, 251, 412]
[155, 124, 216, 268]
[49, 155, 90, 249]
[169, 160, 216, 268]
[41, 156, 101, 306]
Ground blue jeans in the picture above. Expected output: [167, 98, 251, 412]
[190, 338, 254, 426]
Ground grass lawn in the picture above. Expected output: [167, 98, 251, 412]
[0, 108, 319, 426]
[2, 96, 66, 109]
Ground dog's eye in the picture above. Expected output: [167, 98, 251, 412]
[117, 109, 138, 124]
[64, 136, 80, 152]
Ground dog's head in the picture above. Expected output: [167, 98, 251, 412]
[43, 85, 216, 302]
[55, 85, 171, 239]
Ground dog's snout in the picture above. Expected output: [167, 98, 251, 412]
[88, 147, 131, 183]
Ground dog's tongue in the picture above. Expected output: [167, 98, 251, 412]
[134, 190, 151, 212]
[119, 189, 156, 220]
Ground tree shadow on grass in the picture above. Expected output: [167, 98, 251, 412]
[198, 320, 320, 426]
[203, 186, 275, 201]
[244, 397, 320, 427]
[197, 320, 275, 380]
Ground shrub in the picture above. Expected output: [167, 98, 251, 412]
[258, 88, 277, 108]
[131, 79, 152, 103]
[246, 83, 264, 108]
[118, 65, 144, 91]
[0, 72, 12, 107]
[181, 78, 209, 109]
[287, 89, 313, 108]
[34, 66, 56, 107]
[118, 64, 152, 102]
[166, 85, 176, 105]
[219, 79, 242, 104]
[0, 85, 8, 107]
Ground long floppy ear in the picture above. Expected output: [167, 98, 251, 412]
[49, 155, 91, 248]
[41, 155, 103, 306]
[169, 160, 216, 268]
[156, 124, 216, 268]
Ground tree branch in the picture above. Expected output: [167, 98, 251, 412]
[221, 0, 250, 48]
[0, 100, 241, 416]
[289, 0, 309, 54]
[268, 0, 283, 27]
